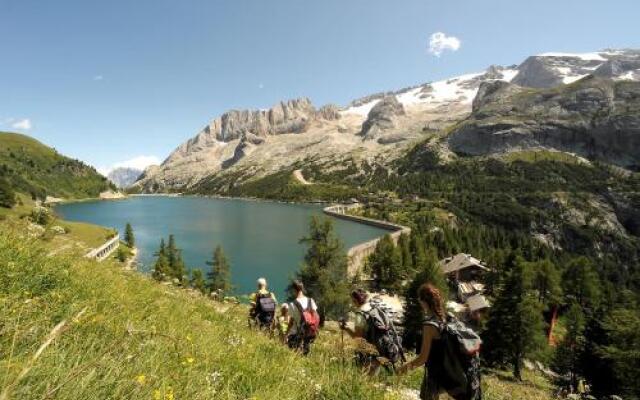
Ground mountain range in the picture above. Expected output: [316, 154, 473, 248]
[134, 49, 640, 193]
[106, 167, 143, 189]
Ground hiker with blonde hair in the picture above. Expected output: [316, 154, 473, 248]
[249, 277, 277, 330]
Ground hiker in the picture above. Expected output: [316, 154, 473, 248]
[340, 289, 404, 374]
[277, 303, 291, 343]
[397, 283, 482, 400]
[286, 280, 320, 355]
[249, 278, 277, 330]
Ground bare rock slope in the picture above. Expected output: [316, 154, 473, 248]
[135, 49, 640, 193]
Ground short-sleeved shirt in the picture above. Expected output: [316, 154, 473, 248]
[250, 289, 277, 305]
[288, 296, 317, 336]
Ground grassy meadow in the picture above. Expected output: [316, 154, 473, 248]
[0, 228, 555, 400]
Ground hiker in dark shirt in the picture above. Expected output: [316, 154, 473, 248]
[397, 283, 453, 400]
[341, 289, 403, 374]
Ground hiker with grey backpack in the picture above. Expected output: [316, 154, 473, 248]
[398, 283, 482, 400]
[340, 289, 405, 375]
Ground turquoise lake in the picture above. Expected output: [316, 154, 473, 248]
[55, 196, 389, 298]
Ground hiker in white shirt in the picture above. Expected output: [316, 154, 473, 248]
[286, 280, 318, 355]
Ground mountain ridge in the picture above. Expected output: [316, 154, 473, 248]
[134, 49, 640, 193]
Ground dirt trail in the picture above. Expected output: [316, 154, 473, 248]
[293, 169, 312, 185]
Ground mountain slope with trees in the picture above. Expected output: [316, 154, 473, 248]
[0, 132, 114, 204]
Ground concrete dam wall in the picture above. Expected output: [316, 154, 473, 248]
[323, 204, 411, 276]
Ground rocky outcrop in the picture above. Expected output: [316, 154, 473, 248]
[448, 77, 640, 169]
[360, 96, 405, 139]
[222, 133, 265, 169]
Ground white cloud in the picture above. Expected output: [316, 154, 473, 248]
[99, 155, 161, 176]
[11, 118, 32, 130]
[428, 32, 461, 57]
[93, 75, 104, 81]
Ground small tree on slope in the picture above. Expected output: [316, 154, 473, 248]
[152, 238, 170, 281]
[402, 246, 447, 353]
[190, 269, 207, 295]
[124, 222, 135, 248]
[206, 245, 233, 297]
[297, 216, 349, 321]
[167, 234, 186, 283]
[483, 255, 546, 380]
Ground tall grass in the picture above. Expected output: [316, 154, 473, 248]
[0, 230, 554, 399]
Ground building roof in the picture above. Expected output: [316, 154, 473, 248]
[466, 294, 491, 312]
[439, 253, 490, 274]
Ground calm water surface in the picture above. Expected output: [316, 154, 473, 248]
[55, 196, 388, 298]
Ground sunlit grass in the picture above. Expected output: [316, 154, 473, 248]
[0, 230, 554, 399]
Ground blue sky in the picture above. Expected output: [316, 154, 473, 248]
[1, 0, 638, 172]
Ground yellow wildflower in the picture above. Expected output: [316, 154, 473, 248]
[136, 374, 146, 385]
[153, 389, 161, 400]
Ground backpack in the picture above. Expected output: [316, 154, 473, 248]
[294, 298, 320, 339]
[425, 314, 482, 400]
[362, 304, 405, 364]
[255, 292, 276, 325]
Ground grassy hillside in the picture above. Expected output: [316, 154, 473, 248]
[0, 132, 114, 202]
[0, 230, 554, 400]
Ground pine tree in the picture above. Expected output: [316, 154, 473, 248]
[553, 301, 586, 390]
[0, 177, 16, 208]
[409, 232, 428, 268]
[563, 257, 601, 309]
[167, 234, 186, 283]
[368, 234, 404, 291]
[190, 269, 207, 295]
[597, 307, 640, 398]
[402, 248, 447, 352]
[152, 239, 170, 281]
[124, 222, 135, 247]
[206, 245, 233, 297]
[297, 216, 349, 321]
[529, 259, 562, 309]
[397, 232, 413, 272]
[483, 256, 546, 380]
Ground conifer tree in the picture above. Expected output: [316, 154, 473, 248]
[206, 245, 233, 297]
[368, 234, 404, 291]
[297, 216, 349, 321]
[152, 239, 170, 281]
[167, 234, 186, 283]
[553, 301, 586, 389]
[402, 248, 447, 352]
[484, 256, 546, 380]
[529, 259, 562, 309]
[397, 232, 413, 272]
[0, 177, 16, 208]
[409, 232, 428, 268]
[190, 269, 207, 295]
[563, 257, 601, 309]
[597, 307, 640, 398]
[124, 222, 135, 247]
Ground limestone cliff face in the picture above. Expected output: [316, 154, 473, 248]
[134, 49, 640, 193]
[448, 77, 640, 169]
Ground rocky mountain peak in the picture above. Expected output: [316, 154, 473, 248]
[360, 96, 406, 139]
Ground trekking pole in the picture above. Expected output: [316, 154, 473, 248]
[340, 327, 345, 366]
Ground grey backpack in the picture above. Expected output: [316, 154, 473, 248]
[425, 314, 482, 400]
